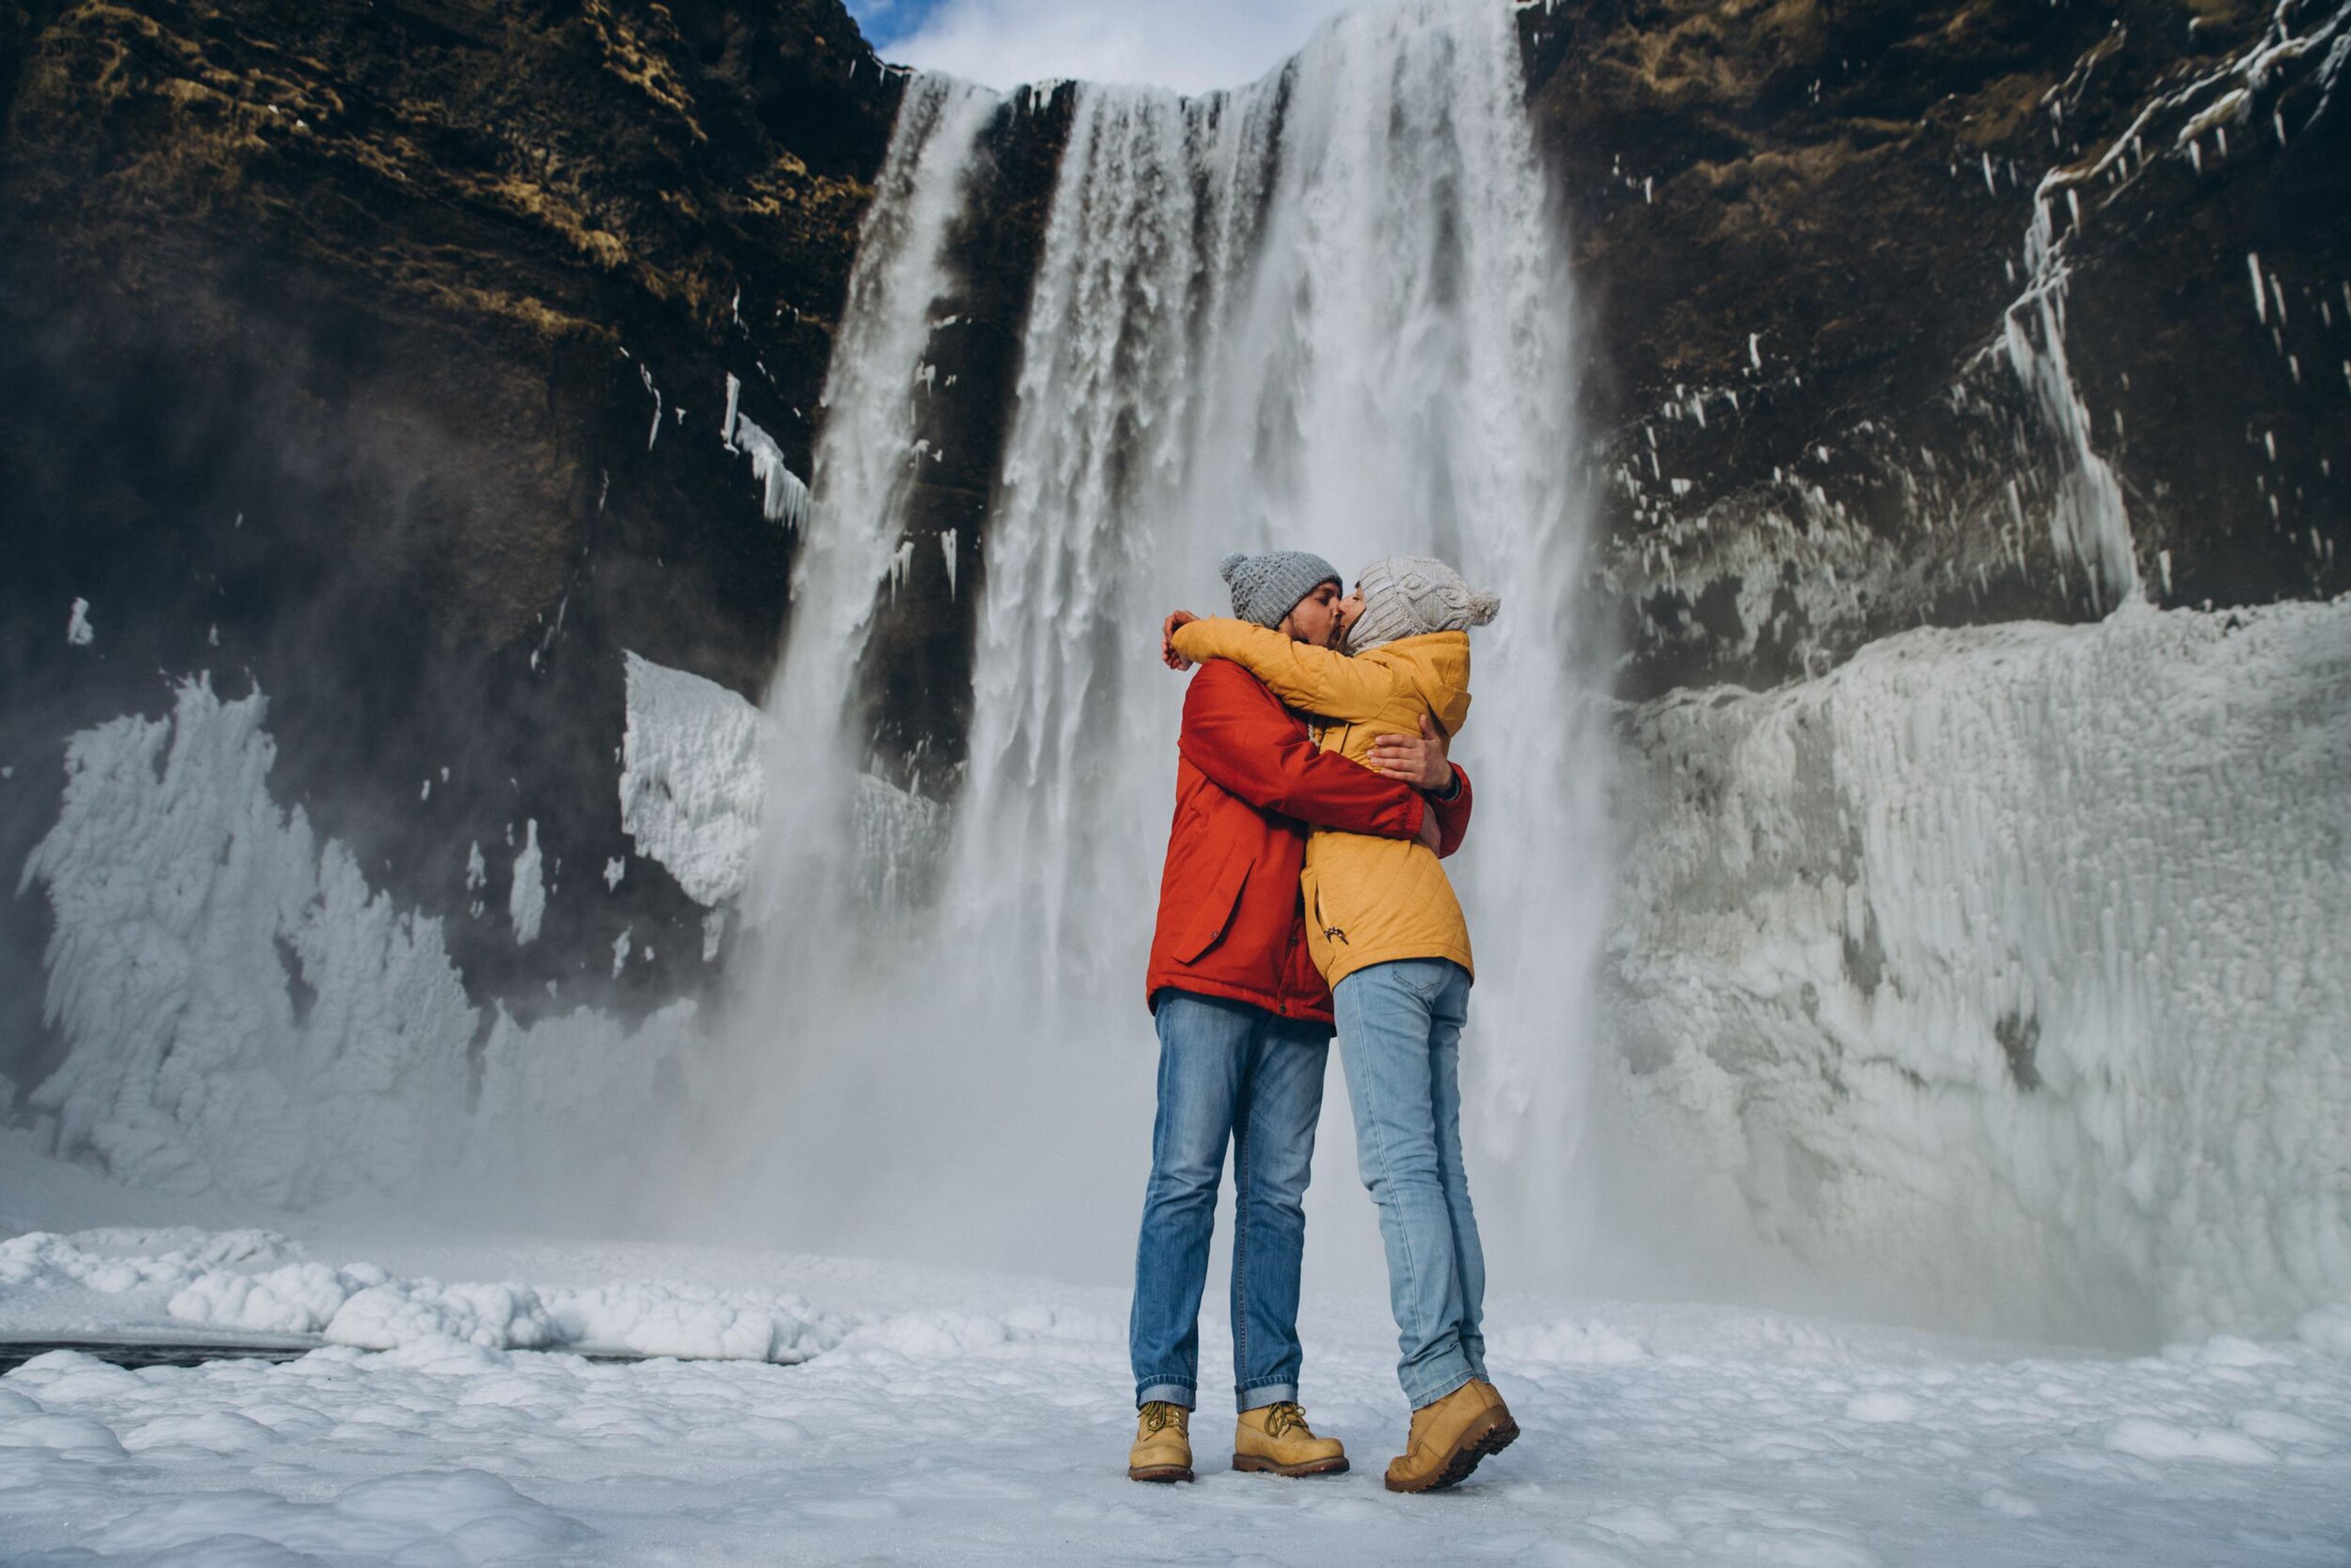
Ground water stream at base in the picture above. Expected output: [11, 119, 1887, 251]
[713, 1, 1609, 1286]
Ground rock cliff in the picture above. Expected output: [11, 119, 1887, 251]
[0, 0, 903, 1076]
[1525, 0, 2349, 694]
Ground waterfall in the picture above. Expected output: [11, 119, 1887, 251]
[2001, 180, 2140, 613]
[719, 0, 1606, 1284]
[741, 75, 1000, 934]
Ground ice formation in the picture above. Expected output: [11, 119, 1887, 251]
[506, 819, 545, 945]
[1609, 596, 2351, 1340]
[463, 999, 703, 1222]
[64, 597, 93, 646]
[17, 678, 711, 1213]
[617, 651, 765, 907]
[17, 678, 476, 1207]
[726, 411, 812, 532]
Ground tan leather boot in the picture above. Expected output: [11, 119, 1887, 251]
[1128, 1400, 1194, 1482]
[1232, 1401, 1349, 1477]
[1383, 1379, 1518, 1493]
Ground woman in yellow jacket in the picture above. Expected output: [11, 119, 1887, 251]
[1165, 553, 1517, 1495]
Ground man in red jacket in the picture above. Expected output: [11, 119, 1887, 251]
[1126, 550, 1472, 1485]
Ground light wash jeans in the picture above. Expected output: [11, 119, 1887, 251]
[1332, 958, 1488, 1409]
[1130, 990, 1329, 1412]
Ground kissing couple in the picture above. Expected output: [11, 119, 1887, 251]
[1126, 547, 1513, 1494]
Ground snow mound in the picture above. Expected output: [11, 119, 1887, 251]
[3, 1229, 847, 1364]
[547, 1281, 839, 1362]
[1611, 597, 2351, 1341]
[618, 651, 765, 907]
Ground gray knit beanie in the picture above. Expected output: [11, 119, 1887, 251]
[1343, 555, 1500, 653]
[1219, 550, 1343, 629]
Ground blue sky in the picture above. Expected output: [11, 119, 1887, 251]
[842, 0, 1359, 92]
[842, 0, 949, 51]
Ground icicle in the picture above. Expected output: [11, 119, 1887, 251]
[731, 413, 812, 530]
[940, 528, 959, 598]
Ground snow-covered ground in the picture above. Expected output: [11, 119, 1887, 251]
[4, 1141, 2350, 1567]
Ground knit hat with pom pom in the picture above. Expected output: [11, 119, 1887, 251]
[1343, 555, 1500, 653]
[1219, 550, 1343, 628]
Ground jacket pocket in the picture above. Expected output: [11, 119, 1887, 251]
[1174, 848, 1252, 964]
[1300, 864, 1344, 978]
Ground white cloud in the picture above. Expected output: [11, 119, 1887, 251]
[880, 0, 1362, 94]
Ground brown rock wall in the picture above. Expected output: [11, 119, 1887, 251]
[1526, 0, 2350, 696]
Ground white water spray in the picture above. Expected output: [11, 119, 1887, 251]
[720, 2, 1606, 1285]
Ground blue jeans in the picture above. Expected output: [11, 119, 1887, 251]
[1131, 991, 1329, 1412]
[1333, 958, 1488, 1409]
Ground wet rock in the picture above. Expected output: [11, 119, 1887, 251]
[1524, 0, 2350, 696]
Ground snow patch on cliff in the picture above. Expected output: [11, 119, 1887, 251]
[618, 652, 765, 908]
[507, 819, 546, 945]
[1610, 596, 2351, 1342]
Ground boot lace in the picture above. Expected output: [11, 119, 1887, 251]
[1139, 1401, 1186, 1434]
[1262, 1401, 1311, 1439]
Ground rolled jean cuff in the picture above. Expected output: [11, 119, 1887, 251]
[1401, 1357, 1478, 1411]
[1136, 1379, 1196, 1410]
[1236, 1380, 1297, 1412]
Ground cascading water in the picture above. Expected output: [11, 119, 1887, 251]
[715, 0, 1607, 1285]
[741, 75, 999, 932]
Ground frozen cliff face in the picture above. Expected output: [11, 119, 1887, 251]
[1608, 596, 2351, 1343]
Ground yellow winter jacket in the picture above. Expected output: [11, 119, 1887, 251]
[1169, 618, 1474, 989]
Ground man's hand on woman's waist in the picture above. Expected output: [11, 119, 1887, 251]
[1365, 713, 1455, 793]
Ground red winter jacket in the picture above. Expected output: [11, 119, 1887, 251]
[1145, 658, 1474, 1027]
